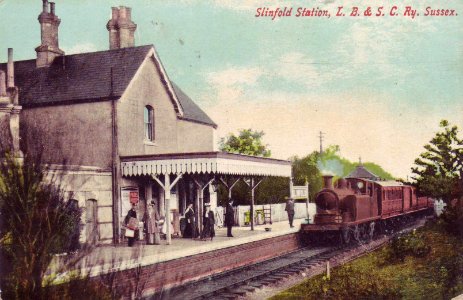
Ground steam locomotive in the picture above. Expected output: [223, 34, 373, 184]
[301, 175, 433, 243]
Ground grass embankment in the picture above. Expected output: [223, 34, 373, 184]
[272, 221, 463, 300]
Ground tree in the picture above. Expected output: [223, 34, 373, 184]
[411, 120, 463, 204]
[219, 129, 285, 204]
[0, 151, 82, 299]
[291, 151, 323, 201]
[219, 129, 271, 157]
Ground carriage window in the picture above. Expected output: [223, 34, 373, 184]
[144, 105, 155, 141]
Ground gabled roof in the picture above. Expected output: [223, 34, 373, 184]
[346, 165, 379, 180]
[0, 45, 216, 127]
[171, 83, 216, 127]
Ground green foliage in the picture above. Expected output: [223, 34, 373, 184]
[384, 229, 431, 263]
[272, 222, 463, 300]
[318, 145, 394, 180]
[0, 152, 82, 300]
[219, 129, 289, 204]
[255, 177, 289, 204]
[291, 151, 323, 201]
[412, 120, 463, 204]
[438, 205, 463, 237]
[220, 128, 271, 157]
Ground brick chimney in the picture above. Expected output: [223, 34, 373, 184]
[106, 6, 137, 50]
[0, 48, 22, 158]
[35, 0, 64, 68]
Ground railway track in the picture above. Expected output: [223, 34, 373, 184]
[149, 219, 427, 300]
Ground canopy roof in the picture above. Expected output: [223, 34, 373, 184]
[346, 165, 379, 180]
[121, 152, 291, 177]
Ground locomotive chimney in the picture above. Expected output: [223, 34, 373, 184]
[323, 175, 333, 189]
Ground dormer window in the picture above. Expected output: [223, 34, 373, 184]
[144, 105, 154, 141]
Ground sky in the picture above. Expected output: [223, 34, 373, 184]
[0, 0, 462, 179]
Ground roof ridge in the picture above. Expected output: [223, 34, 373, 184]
[0, 44, 154, 64]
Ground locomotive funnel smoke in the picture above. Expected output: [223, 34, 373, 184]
[317, 158, 344, 177]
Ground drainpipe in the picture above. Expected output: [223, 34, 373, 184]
[110, 68, 120, 244]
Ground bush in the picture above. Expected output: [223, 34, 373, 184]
[385, 229, 431, 262]
[0, 152, 82, 299]
[439, 205, 463, 238]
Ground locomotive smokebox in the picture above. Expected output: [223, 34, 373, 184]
[323, 175, 334, 189]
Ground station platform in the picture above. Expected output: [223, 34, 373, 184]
[54, 218, 305, 296]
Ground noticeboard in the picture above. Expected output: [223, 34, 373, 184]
[121, 187, 139, 219]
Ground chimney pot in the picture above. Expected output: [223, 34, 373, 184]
[119, 6, 127, 19]
[111, 7, 119, 20]
[42, 0, 49, 13]
[50, 2, 55, 15]
[126, 7, 132, 20]
[0, 71, 6, 97]
[7, 48, 14, 88]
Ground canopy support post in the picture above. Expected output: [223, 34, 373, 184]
[151, 173, 183, 245]
[244, 177, 263, 231]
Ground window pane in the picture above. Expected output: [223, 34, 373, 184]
[144, 106, 154, 141]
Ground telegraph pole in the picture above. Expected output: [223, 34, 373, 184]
[319, 131, 325, 155]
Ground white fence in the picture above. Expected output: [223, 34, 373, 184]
[216, 202, 316, 227]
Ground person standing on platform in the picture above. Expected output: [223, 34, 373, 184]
[143, 202, 161, 245]
[285, 197, 295, 228]
[225, 199, 235, 237]
[200, 203, 215, 241]
[183, 203, 196, 238]
[124, 203, 138, 247]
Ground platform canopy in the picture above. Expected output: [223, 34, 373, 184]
[120, 152, 291, 244]
[121, 151, 291, 177]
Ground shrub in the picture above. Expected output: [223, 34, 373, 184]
[0, 152, 82, 299]
[386, 229, 431, 262]
[438, 205, 463, 238]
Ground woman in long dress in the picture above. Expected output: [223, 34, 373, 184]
[200, 204, 215, 241]
[183, 204, 196, 238]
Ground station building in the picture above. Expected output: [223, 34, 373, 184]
[0, 1, 291, 246]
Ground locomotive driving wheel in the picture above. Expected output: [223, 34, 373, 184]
[353, 225, 360, 242]
[368, 222, 375, 241]
[341, 227, 351, 244]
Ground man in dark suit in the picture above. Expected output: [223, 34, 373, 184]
[225, 199, 235, 237]
[124, 203, 138, 247]
[285, 198, 295, 228]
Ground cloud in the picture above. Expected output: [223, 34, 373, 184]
[206, 66, 263, 87]
[200, 114, 460, 180]
[201, 74, 463, 179]
[64, 43, 98, 55]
